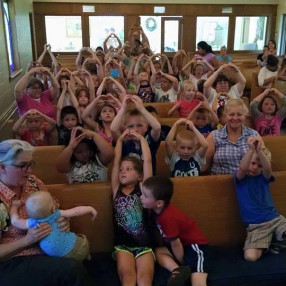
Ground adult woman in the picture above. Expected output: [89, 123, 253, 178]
[0, 139, 92, 286]
[203, 63, 246, 107]
[268, 39, 277, 56]
[205, 99, 260, 174]
[14, 67, 59, 120]
[196, 41, 219, 70]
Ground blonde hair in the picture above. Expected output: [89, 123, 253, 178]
[182, 80, 195, 91]
[224, 98, 249, 116]
[25, 191, 54, 219]
[176, 130, 197, 145]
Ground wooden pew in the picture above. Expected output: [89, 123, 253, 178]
[144, 102, 179, 117]
[251, 71, 264, 101]
[47, 171, 286, 253]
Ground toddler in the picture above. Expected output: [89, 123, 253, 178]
[141, 176, 209, 286]
[13, 109, 56, 146]
[10, 191, 97, 261]
[168, 80, 200, 118]
[250, 88, 286, 136]
[235, 137, 286, 261]
[56, 126, 113, 183]
[165, 118, 208, 177]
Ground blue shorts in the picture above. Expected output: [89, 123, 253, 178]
[184, 244, 209, 273]
[113, 245, 155, 260]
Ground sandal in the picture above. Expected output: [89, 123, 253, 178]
[167, 265, 190, 286]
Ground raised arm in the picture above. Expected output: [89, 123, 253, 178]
[186, 120, 209, 158]
[12, 113, 29, 135]
[14, 69, 35, 101]
[159, 71, 179, 92]
[165, 118, 185, 159]
[37, 44, 48, 64]
[168, 103, 180, 117]
[40, 67, 60, 99]
[75, 48, 85, 69]
[162, 54, 173, 75]
[131, 96, 161, 142]
[228, 63, 246, 94]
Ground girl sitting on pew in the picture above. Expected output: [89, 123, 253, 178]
[12, 109, 56, 146]
[250, 88, 286, 136]
[56, 126, 113, 184]
[81, 94, 121, 144]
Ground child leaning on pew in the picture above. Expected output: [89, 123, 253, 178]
[141, 176, 209, 286]
[165, 118, 208, 177]
[234, 136, 286, 261]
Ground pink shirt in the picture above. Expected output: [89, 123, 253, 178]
[254, 114, 283, 136]
[17, 89, 56, 120]
[175, 99, 201, 118]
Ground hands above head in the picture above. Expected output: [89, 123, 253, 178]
[248, 136, 262, 151]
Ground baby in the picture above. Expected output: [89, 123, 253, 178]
[10, 191, 97, 261]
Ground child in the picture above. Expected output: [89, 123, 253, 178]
[75, 87, 91, 114]
[165, 118, 208, 177]
[56, 126, 114, 183]
[141, 176, 209, 286]
[188, 101, 219, 138]
[211, 92, 231, 112]
[134, 54, 156, 102]
[216, 106, 226, 129]
[110, 95, 161, 174]
[155, 70, 179, 102]
[10, 191, 97, 261]
[234, 136, 286, 261]
[111, 129, 154, 286]
[168, 80, 200, 118]
[12, 109, 56, 146]
[250, 88, 286, 136]
[81, 94, 121, 143]
[258, 55, 279, 89]
[57, 105, 81, 145]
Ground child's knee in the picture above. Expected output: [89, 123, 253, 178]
[244, 249, 262, 262]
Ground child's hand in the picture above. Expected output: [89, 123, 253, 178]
[69, 127, 85, 149]
[129, 130, 144, 141]
[130, 96, 144, 111]
[175, 118, 187, 126]
[118, 129, 131, 142]
[248, 137, 261, 150]
[122, 94, 133, 109]
[12, 200, 21, 208]
[90, 207, 97, 221]
[186, 120, 195, 130]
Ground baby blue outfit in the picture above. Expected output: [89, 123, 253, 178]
[28, 210, 77, 256]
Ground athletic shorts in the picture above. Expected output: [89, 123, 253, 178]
[113, 245, 155, 260]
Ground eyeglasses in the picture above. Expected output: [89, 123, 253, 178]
[11, 160, 36, 172]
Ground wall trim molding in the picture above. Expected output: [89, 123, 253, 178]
[0, 102, 18, 131]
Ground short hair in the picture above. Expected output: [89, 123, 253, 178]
[258, 95, 279, 115]
[120, 156, 143, 175]
[60, 106, 80, 123]
[25, 191, 54, 219]
[267, 55, 279, 67]
[224, 98, 249, 116]
[213, 73, 231, 89]
[124, 108, 146, 125]
[0, 140, 34, 165]
[143, 176, 173, 205]
[145, 105, 158, 115]
[217, 106, 225, 119]
[176, 130, 197, 145]
[26, 78, 44, 91]
[197, 79, 206, 93]
[95, 46, 103, 52]
[182, 79, 195, 90]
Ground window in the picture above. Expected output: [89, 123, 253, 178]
[89, 16, 124, 50]
[234, 17, 267, 51]
[196, 17, 229, 51]
[45, 16, 82, 52]
[2, 0, 20, 76]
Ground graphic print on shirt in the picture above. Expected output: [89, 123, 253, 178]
[172, 158, 201, 177]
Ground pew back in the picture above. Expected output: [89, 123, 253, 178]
[47, 171, 286, 252]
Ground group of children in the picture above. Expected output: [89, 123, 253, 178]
[9, 28, 286, 285]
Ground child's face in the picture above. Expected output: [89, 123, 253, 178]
[183, 84, 196, 100]
[92, 75, 100, 88]
[139, 72, 149, 82]
[220, 47, 227, 55]
[160, 77, 172, 92]
[176, 139, 197, 161]
[62, 114, 78, 130]
[219, 113, 227, 126]
[26, 118, 43, 130]
[141, 186, 158, 209]
[193, 112, 208, 128]
[119, 160, 141, 185]
[194, 65, 204, 77]
[100, 106, 116, 122]
[248, 154, 262, 176]
[78, 91, 89, 106]
[73, 142, 91, 164]
[154, 63, 161, 72]
[261, 98, 276, 115]
[125, 115, 147, 138]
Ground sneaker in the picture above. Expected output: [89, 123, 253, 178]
[272, 236, 286, 250]
[268, 245, 280, 255]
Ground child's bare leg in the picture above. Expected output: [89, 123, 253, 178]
[116, 251, 136, 286]
[244, 248, 263, 262]
[155, 247, 179, 271]
[191, 272, 208, 286]
[136, 252, 154, 286]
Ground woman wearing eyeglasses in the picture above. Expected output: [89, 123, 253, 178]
[0, 139, 92, 286]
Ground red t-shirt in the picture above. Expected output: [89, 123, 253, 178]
[156, 203, 208, 246]
[175, 99, 200, 118]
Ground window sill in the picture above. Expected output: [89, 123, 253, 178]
[9, 68, 23, 80]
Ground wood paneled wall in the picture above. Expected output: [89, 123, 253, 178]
[33, 2, 277, 58]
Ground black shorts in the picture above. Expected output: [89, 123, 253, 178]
[184, 244, 209, 273]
